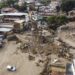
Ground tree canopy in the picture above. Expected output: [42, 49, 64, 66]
[47, 15, 68, 30]
[61, 0, 75, 15]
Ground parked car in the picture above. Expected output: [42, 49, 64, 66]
[7, 65, 16, 72]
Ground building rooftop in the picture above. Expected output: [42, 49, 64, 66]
[14, 20, 25, 23]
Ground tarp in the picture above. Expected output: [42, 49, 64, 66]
[0, 28, 12, 32]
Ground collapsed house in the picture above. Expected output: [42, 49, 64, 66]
[0, 12, 30, 32]
[14, 20, 25, 32]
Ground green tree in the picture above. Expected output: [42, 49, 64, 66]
[47, 16, 57, 30]
[61, 0, 75, 15]
[40, 0, 51, 6]
[47, 15, 68, 30]
[56, 15, 68, 25]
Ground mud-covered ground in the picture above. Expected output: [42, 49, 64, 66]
[0, 41, 43, 75]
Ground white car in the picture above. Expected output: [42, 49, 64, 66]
[7, 65, 16, 72]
